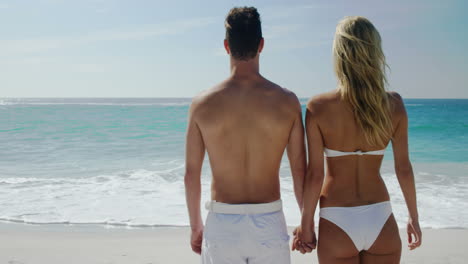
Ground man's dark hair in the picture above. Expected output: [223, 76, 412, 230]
[225, 7, 262, 61]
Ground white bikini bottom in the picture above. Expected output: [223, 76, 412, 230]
[320, 201, 393, 251]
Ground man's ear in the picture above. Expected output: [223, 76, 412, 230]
[258, 38, 264, 53]
[224, 39, 230, 54]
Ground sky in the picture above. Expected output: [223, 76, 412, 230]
[0, 0, 467, 98]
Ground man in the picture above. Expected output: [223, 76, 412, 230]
[184, 7, 306, 263]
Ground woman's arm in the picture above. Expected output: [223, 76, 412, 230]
[391, 92, 422, 250]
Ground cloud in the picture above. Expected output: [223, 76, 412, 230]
[92, 17, 216, 41]
[73, 63, 107, 73]
[261, 3, 326, 21]
[263, 24, 303, 39]
[94, 8, 108, 14]
[266, 39, 329, 53]
[0, 16, 216, 56]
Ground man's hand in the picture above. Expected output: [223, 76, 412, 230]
[190, 226, 204, 254]
[292, 225, 317, 254]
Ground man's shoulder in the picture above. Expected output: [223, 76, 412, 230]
[190, 82, 227, 110]
[261, 79, 301, 109]
[277, 87, 301, 107]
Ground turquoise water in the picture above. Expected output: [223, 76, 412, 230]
[402, 99, 467, 163]
[0, 98, 466, 228]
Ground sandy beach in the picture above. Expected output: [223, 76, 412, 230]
[1, 223, 466, 264]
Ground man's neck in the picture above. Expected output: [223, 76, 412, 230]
[229, 56, 260, 78]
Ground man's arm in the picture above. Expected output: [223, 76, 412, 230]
[286, 96, 307, 211]
[294, 98, 325, 253]
[184, 100, 206, 254]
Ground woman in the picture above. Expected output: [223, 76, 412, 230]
[293, 16, 422, 263]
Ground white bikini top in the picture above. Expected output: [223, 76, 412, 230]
[324, 147, 386, 157]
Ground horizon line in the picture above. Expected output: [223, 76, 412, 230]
[1, 97, 468, 100]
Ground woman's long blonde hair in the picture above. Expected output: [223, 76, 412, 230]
[333, 16, 392, 147]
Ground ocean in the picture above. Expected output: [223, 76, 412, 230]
[0, 98, 467, 229]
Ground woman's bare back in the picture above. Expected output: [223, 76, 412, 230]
[309, 90, 403, 207]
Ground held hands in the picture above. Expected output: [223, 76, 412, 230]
[292, 224, 317, 254]
[407, 218, 422, 250]
[190, 225, 204, 254]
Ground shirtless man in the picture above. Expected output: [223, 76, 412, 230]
[184, 7, 306, 264]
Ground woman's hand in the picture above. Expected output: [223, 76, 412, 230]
[407, 218, 422, 250]
[292, 224, 317, 254]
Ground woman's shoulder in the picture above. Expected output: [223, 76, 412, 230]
[306, 90, 340, 111]
[386, 91, 406, 114]
[387, 91, 403, 102]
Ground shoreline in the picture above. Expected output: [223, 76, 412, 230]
[2, 222, 467, 264]
[2, 220, 467, 230]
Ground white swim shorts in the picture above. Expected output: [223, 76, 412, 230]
[202, 200, 290, 264]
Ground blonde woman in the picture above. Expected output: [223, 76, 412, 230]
[293, 16, 422, 263]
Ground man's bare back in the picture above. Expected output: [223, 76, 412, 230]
[184, 8, 305, 259]
[189, 74, 303, 204]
